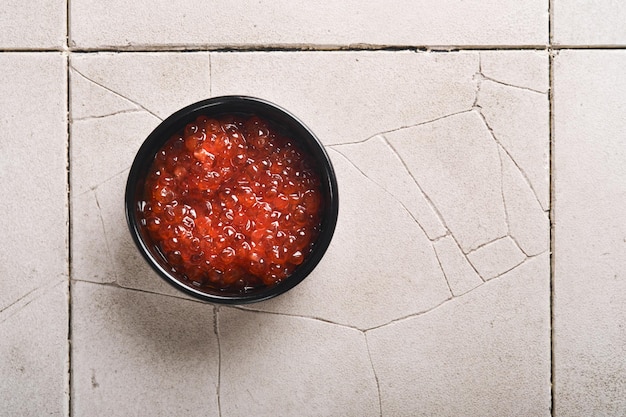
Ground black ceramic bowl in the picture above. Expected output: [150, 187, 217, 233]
[125, 96, 338, 304]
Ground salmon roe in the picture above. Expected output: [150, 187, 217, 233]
[139, 114, 323, 293]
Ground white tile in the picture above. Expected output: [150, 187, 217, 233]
[211, 51, 478, 146]
[367, 254, 550, 416]
[386, 111, 508, 253]
[0, 282, 68, 416]
[554, 0, 626, 45]
[0, 1, 65, 48]
[219, 307, 379, 417]
[0, 53, 67, 312]
[70, 1, 547, 48]
[467, 237, 526, 281]
[554, 50, 626, 416]
[71, 281, 219, 416]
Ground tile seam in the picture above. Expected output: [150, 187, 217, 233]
[65, 0, 73, 414]
[548, 0, 555, 413]
[1, 46, 625, 54]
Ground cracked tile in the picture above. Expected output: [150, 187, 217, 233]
[386, 110, 507, 253]
[70, 69, 140, 120]
[500, 148, 549, 256]
[433, 235, 483, 296]
[554, 50, 626, 416]
[0, 282, 68, 416]
[243, 150, 451, 329]
[479, 51, 549, 93]
[70, 1, 547, 48]
[554, 0, 626, 45]
[211, 51, 477, 145]
[219, 307, 378, 417]
[467, 236, 526, 281]
[71, 190, 118, 284]
[71, 281, 219, 416]
[477, 79, 549, 210]
[367, 254, 550, 416]
[335, 135, 447, 240]
[0, 1, 65, 48]
[0, 53, 68, 310]
[71, 52, 210, 119]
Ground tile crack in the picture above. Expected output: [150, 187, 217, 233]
[327, 146, 435, 241]
[70, 66, 163, 121]
[72, 108, 145, 122]
[477, 109, 546, 211]
[232, 305, 362, 331]
[0, 280, 66, 325]
[365, 253, 545, 332]
[93, 189, 120, 284]
[327, 109, 474, 146]
[364, 332, 383, 417]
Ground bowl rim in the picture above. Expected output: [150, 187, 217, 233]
[125, 95, 339, 304]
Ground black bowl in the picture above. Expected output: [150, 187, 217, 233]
[125, 96, 339, 304]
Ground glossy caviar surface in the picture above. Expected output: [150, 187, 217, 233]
[140, 114, 323, 294]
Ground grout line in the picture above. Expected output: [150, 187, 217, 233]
[548, 0, 555, 413]
[548, 0, 555, 407]
[65, 0, 73, 413]
[549, 0, 554, 46]
[66, 0, 72, 50]
[1, 45, 625, 55]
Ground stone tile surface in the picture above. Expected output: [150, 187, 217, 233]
[64, 50, 551, 415]
[219, 308, 379, 417]
[367, 254, 551, 417]
[0, 283, 68, 416]
[71, 281, 219, 416]
[0, 53, 68, 416]
[554, 50, 626, 416]
[0, 0, 66, 48]
[70, 1, 547, 49]
[554, 0, 626, 45]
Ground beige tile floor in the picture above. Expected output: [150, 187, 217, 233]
[0, 2, 624, 416]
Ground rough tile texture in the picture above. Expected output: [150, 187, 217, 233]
[367, 255, 551, 416]
[68, 51, 550, 414]
[554, 50, 626, 416]
[0, 53, 68, 416]
[71, 281, 219, 416]
[70, 1, 547, 48]
[0, 1, 66, 48]
[554, 0, 626, 45]
[219, 308, 379, 417]
[0, 283, 68, 416]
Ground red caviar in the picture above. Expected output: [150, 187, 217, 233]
[140, 114, 323, 293]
